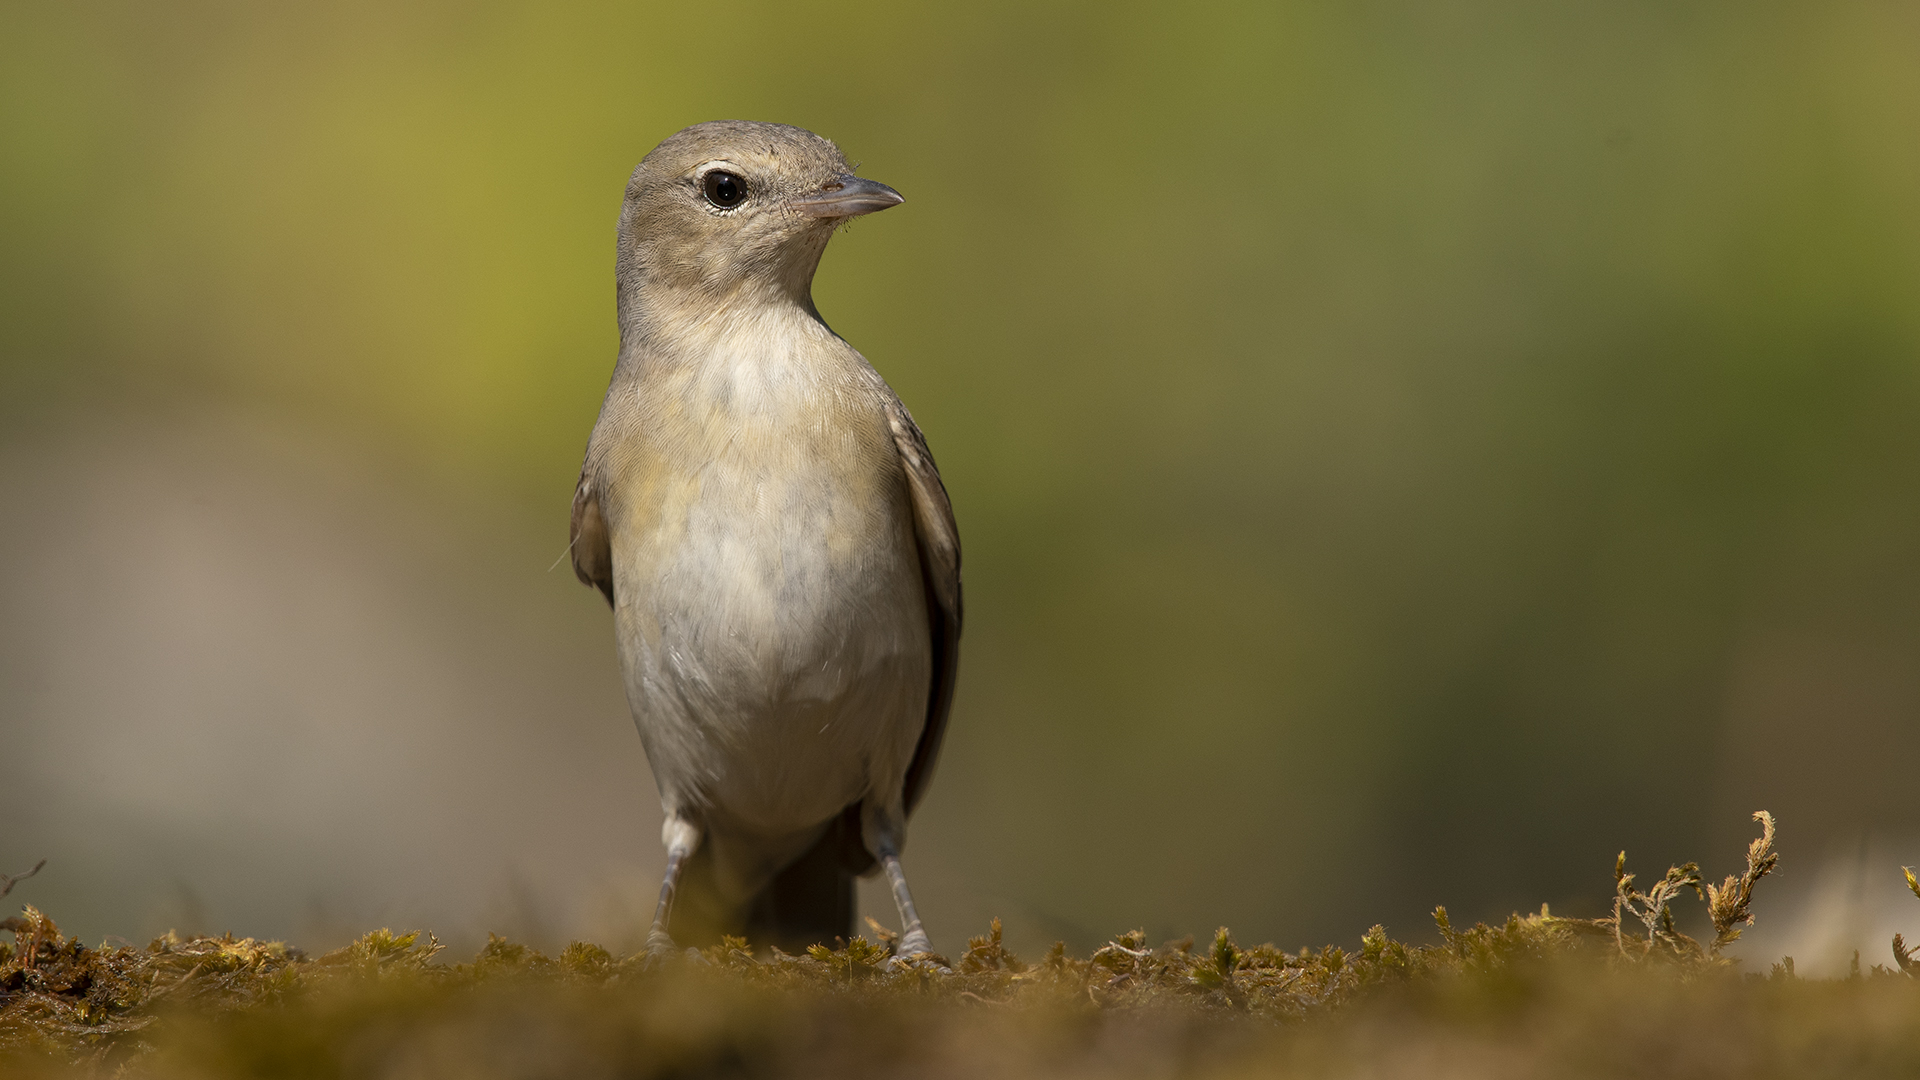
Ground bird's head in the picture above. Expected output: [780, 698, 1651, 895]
[616, 120, 902, 329]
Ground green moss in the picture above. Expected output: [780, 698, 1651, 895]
[7, 812, 1920, 1077]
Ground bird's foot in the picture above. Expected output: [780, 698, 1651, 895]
[639, 927, 689, 969]
[896, 928, 933, 958]
[888, 950, 951, 974]
[888, 928, 951, 972]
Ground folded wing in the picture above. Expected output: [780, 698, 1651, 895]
[886, 399, 962, 813]
[570, 473, 615, 606]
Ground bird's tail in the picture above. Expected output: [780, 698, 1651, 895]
[675, 803, 869, 953]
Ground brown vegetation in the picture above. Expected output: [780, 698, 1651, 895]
[7, 813, 1920, 1078]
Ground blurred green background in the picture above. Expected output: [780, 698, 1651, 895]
[4, 1, 1919, 964]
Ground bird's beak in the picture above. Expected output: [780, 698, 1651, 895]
[789, 175, 904, 219]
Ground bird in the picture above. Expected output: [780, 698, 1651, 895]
[568, 121, 960, 958]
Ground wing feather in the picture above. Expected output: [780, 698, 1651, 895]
[570, 472, 615, 606]
[887, 400, 962, 814]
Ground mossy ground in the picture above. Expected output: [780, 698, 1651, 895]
[7, 814, 1920, 1078]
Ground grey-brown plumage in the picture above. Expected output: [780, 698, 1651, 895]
[569, 121, 959, 956]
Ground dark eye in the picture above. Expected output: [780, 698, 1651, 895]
[702, 171, 747, 209]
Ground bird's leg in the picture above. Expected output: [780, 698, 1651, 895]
[648, 814, 702, 956]
[879, 849, 933, 958]
[647, 847, 689, 954]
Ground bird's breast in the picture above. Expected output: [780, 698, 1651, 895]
[599, 318, 929, 824]
[613, 337, 915, 652]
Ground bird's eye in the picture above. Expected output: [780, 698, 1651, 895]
[703, 171, 747, 209]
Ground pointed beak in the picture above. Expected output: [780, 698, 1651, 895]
[788, 175, 904, 219]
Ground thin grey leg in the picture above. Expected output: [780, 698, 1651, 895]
[881, 852, 933, 957]
[647, 844, 691, 954]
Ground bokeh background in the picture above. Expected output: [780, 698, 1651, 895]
[5, 1, 1919, 970]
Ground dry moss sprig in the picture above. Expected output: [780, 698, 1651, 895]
[1611, 853, 1705, 961]
[1707, 811, 1777, 957]
[959, 918, 1025, 975]
[1584, 811, 1777, 965]
[0, 862, 44, 902]
[1892, 867, 1920, 976]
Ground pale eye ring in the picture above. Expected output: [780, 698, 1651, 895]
[703, 171, 747, 209]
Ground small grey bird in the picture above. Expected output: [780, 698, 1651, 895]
[569, 121, 959, 957]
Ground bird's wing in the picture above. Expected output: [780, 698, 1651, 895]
[887, 399, 962, 814]
[570, 471, 615, 606]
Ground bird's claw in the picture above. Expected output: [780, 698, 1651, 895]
[639, 928, 702, 969]
[888, 929, 949, 972]
[888, 951, 952, 974]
